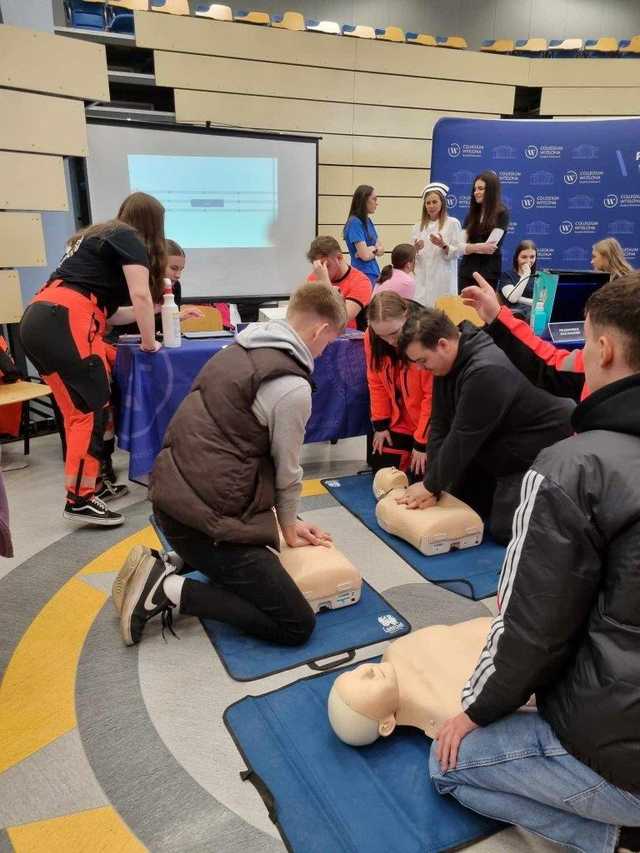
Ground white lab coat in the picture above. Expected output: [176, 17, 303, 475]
[411, 216, 462, 306]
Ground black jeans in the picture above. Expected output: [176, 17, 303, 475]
[155, 510, 315, 646]
[451, 465, 524, 546]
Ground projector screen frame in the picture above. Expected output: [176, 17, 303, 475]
[77, 114, 321, 305]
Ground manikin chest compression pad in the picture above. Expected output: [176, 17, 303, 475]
[322, 474, 505, 600]
[276, 538, 362, 613]
[224, 660, 501, 853]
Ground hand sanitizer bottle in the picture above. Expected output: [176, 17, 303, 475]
[161, 278, 181, 348]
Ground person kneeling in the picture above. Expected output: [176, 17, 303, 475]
[118, 282, 346, 647]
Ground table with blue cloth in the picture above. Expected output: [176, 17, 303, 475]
[114, 333, 370, 481]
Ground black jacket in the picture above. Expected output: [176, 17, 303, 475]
[424, 323, 574, 495]
[463, 373, 640, 792]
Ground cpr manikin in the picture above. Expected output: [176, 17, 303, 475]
[372, 468, 483, 555]
[328, 618, 492, 745]
[276, 536, 362, 613]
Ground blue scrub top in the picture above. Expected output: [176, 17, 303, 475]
[344, 216, 380, 283]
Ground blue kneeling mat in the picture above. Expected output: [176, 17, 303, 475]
[224, 661, 501, 853]
[322, 473, 505, 600]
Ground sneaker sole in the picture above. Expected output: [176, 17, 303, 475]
[100, 485, 130, 503]
[112, 544, 151, 615]
[120, 553, 161, 646]
[63, 509, 124, 527]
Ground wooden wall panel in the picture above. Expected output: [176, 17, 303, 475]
[0, 271, 25, 324]
[0, 89, 88, 156]
[0, 152, 67, 211]
[174, 89, 354, 135]
[541, 87, 640, 116]
[0, 213, 46, 268]
[0, 25, 109, 101]
[317, 135, 431, 169]
[319, 166, 426, 197]
[136, 10, 357, 69]
[531, 59, 640, 88]
[353, 104, 497, 139]
[355, 72, 515, 114]
[155, 51, 355, 102]
[319, 196, 418, 226]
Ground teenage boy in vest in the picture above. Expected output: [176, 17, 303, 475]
[431, 274, 640, 853]
[306, 235, 372, 330]
[117, 282, 347, 647]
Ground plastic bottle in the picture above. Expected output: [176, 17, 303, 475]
[161, 278, 181, 348]
[532, 299, 548, 335]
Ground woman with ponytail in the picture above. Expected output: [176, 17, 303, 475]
[375, 243, 416, 299]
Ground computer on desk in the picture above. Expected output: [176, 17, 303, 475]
[547, 270, 609, 346]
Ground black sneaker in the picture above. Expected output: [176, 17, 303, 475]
[63, 495, 124, 527]
[95, 479, 130, 502]
[112, 544, 166, 615]
[120, 554, 176, 646]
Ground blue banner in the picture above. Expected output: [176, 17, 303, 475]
[431, 118, 640, 270]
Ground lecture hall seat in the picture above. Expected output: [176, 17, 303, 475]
[547, 38, 583, 58]
[375, 26, 405, 42]
[105, 0, 147, 34]
[513, 38, 548, 57]
[305, 19, 341, 35]
[342, 24, 376, 39]
[619, 35, 640, 56]
[272, 11, 305, 31]
[150, 0, 189, 14]
[234, 10, 271, 25]
[480, 39, 514, 54]
[106, 0, 148, 8]
[406, 32, 437, 46]
[435, 35, 468, 49]
[65, 0, 106, 30]
[584, 37, 619, 57]
[195, 3, 233, 20]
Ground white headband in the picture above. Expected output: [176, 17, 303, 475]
[421, 182, 450, 198]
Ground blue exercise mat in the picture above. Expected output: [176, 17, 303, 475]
[322, 473, 505, 600]
[224, 661, 501, 853]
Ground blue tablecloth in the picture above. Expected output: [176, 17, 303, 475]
[114, 334, 370, 481]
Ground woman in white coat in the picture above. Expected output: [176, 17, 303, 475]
[411, 182, 461, 306]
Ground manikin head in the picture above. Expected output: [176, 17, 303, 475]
[582, 272, 640, 393]
[328, 662, 399, 746]
[286, 281, 347, 358]
[306, 235, 349, 283]
[398, 308, 460, 376]
[165, 239, 186, 283]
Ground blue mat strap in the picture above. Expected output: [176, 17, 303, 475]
[240, 769, 277, 824]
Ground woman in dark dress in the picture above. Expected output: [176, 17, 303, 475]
[457, 171, 510, 293]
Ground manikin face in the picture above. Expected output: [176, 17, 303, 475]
[165, 254, 185, 283]
[591, 249, 607, 272]
[473, 179, 486, 205]
[336, 662, 399, 720]
[405, 338, 457, 376]
[371, 315, 406, 348]
[517, 248, 536, 272]
[424, 192, 443, 221]
[366, 191, 379, 215]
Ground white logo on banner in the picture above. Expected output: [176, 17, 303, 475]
[521, 195, 535, 209]
[564, 170, 578, 185]
[560, 220, 574, 235]
[448, 143, 461, 158]
[525, 145, 539, 159]
[604, 194, 619, 208]
[446, 195, 458, 208]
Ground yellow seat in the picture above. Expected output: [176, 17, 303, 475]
[0, 380, 53, 407]
[436, 35, 467, 50]
[514, 37, 548, 55]
[481, 39, 514, 53]
[435, 296, 483, 328]
[343, 24, 376, 39]
[106, 0, 149, 9]
[406, 32, 437, 47]
[150, 0, 189, 13]
[181, 306, 223, 332]
[376, 26, 404, 42]
[272, 11, 305, 31]
[195, 3, 232, 20]
[589, 36, 619, 53]
[619, 35, 640, 55]
[234, 10, 271, 25]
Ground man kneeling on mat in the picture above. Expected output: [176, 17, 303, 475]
[117, 282, 346, 647]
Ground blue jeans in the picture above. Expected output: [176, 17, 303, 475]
[429, 712, 640, 853]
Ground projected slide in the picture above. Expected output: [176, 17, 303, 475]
[128, 155, 278, 249]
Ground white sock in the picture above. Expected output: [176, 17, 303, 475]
[163, 573, 184, 607]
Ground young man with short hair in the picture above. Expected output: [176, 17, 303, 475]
[431, 273, 640, 853]
[306, 235, 372, 330]
[116, 282, 347, 648]
[397, 309, 574, 543]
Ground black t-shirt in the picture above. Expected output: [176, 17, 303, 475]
[52, 226, 149, 316]
[459, 208, 510, 285]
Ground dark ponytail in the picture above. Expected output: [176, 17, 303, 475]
[377, 264, 393, 285]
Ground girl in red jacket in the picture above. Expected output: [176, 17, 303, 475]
[365, 291, 433, 477]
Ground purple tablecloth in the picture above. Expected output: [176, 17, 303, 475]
[114, 333, 370, 481]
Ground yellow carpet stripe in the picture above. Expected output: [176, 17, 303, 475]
[7, 805, 146, 852]
[300, 479, 327, 497]
[78, 526, 160, 576]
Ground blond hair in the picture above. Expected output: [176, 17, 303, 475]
[593, 238, 634, 281]
[287, 282, 347, 331]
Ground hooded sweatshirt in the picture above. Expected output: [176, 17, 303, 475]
[236, 320, 314, 528]
[375, 269, 416, 300]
